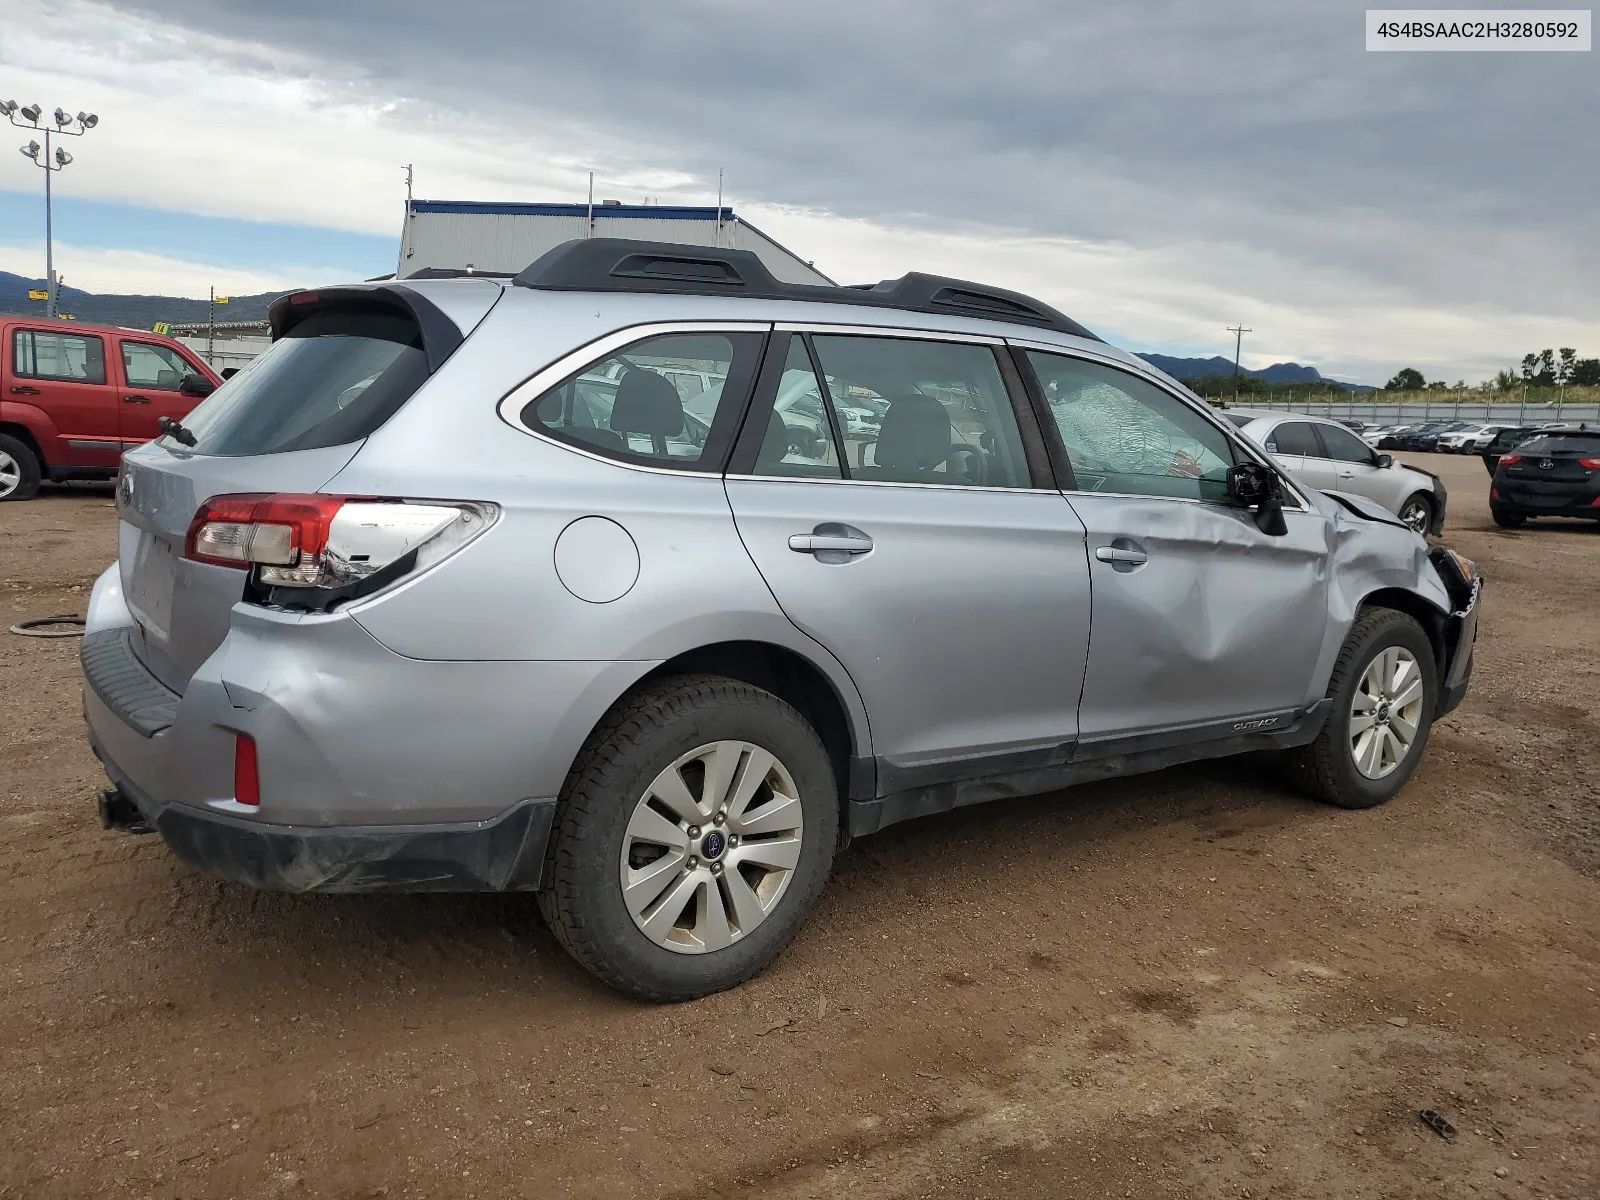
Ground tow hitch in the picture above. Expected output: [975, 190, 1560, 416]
[99, 789, 153, 835]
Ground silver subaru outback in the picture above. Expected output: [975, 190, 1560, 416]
[84, 239, 1481, 1001]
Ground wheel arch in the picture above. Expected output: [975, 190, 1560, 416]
[1356, 586, 1448, 677]
[0, 418, 49, 469]
[633, 640, 871, 814]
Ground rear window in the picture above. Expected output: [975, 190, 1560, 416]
[1516, 434, 1600, 455]
[174, 309, 428, 456]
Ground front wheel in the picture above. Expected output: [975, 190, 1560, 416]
[1286, 609, 1438, 809]
[0, 433, 42, 502]
[1397, 493, 1435, 535]
[539, 674, 838, 1002]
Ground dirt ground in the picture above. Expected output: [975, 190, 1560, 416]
[1, 453, 1596, 1200]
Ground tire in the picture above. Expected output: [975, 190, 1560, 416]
[1491, 507, 1525, 529]
[538, 674, 839, 1002]
[0, 433, 42, 502]
[1286, 608, 1438, 810]
[1397, 492, 1434, 535]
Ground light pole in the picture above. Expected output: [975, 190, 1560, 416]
[3, 101, 98, 319]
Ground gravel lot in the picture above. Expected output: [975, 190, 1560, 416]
[1, 452, 1596, 1200]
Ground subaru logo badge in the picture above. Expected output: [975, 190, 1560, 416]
[700, 830, 727, 860]
[118, 467, 134, 507]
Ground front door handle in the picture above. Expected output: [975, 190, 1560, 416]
[123, 395, 152, 405]
[9, 385, 40, 395]
[1094, 539, 1148, 572]
[789, 534, 873, 554]
[1337, 469, 1355, 479]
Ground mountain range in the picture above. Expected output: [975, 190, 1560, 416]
[0, 271, 282, 329]
[1136, 352, 1374, 391]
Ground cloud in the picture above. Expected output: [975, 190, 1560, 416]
[3, 1, 1596, 382]
[0, 241, 349, 297]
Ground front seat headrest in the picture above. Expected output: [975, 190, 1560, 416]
[610, 369, 683, 437]
[875, 393, 951, 471]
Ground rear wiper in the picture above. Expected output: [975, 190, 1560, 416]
[157, 415, 198, 447]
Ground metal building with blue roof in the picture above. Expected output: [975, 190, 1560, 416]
[398, 199, 833, 284]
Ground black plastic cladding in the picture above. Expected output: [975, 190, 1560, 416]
[266, 284, 465, 374]
[512, 238, 1102, 342]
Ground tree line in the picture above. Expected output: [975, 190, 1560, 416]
[1386, 349, 1600, 392]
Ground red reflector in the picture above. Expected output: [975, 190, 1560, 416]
[1491, 487, 1501, 500]
[234, 733, 260, 807]
[1498, 454, 1522, 467]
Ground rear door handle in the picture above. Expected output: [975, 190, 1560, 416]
[789, 534, 873, 554]
[123, 395, 151, 405]
[1094, 539, 1148, 572]
[9, 385, 40, 395]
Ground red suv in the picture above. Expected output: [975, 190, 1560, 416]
[0, 316, 222, 501]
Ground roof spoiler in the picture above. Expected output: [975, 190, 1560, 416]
[266, 284, 465, 374]
[512, 239, 1100, 341]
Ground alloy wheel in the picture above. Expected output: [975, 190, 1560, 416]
[1399, 499, 1430, 533]
[1349, 646, 1425, 779]
[618, 741, 805, 954]
[0, 450, 20, 498]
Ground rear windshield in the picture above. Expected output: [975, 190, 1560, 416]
[1516, 434, 1600, 455]
[174, 309, 428, 456]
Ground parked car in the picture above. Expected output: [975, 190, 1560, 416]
[1224, 410, 1447, 534]
[1376, 425, 1418, 449]
[85, 239, 1481, 1001]
[0, 317, 221, 501]
[1480, 426, 1538, 473]
[1408, 421, 1476, 452]
[1488, 428, 1600, 528]
[1435, 423, 1499, 453]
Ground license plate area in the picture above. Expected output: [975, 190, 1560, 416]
[125, 528, 177, 639]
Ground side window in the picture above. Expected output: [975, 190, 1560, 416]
[753, 336, 843, 478]
[13, 329, 106, 384]
[1265, 421, 1323, 458]
[1317, 424, 1375, 464]
[1025, 351, 1235, 501]
[519, 332, 757, 469]
[121, 342, 197, 391]
[805, 335, 1029, 488]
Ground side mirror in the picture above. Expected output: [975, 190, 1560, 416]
[220, 367, 239, 380]
[1226, 462, 1288, 536]
[1375, 453, 1394, 469]
[179, 373, 216, 397]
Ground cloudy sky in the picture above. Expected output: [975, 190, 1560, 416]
[1, 1, 1594, 383]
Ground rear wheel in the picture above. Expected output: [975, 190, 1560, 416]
[0, 433, 42, 502]
[1397, 493, 1434, 535]
[1491, 507, 1525, 529]
[1286, 609, 1438, 810]
[539, 674, 838, 1002]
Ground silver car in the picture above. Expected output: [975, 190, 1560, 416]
[84, 240, 1481, 1001]
[1222, 410, 1447, 535]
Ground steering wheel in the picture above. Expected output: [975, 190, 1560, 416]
[945, 443, 989, 485]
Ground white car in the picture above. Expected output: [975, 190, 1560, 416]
[1436, 423, 1504, 453]
[1222, 410, 1447, 534]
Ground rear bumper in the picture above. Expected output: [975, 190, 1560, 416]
[1491, 490, 1600, 517]
[102, 767, 555, 893]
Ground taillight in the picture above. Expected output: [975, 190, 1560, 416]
[1498, 454, 1522, 467]
[234, 733, 260, 806]
[185, 493, 496, 608]
[1579, 457, 1600, 470]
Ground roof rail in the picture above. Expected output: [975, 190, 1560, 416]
[512, 239, 1099, 341]
[402, 266, 515, 280]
